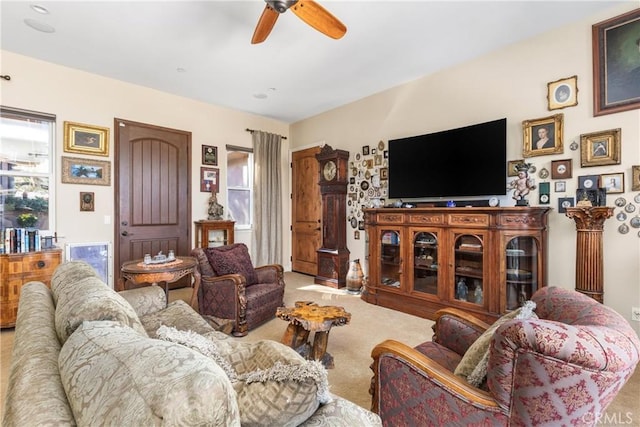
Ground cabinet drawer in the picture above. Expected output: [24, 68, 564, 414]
[409, 213, 444, 225]
[498, 213, 543, 228]
[448, 213, 489, 227]
[22, 252, 59, 283]
[376, 213, 405, 224]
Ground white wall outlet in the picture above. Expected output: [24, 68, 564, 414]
[632, 307, 640, 322]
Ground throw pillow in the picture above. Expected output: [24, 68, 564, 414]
[157, 325, 330, 427]
[454, 301, 537, 386]
[205, 243, 258, 286]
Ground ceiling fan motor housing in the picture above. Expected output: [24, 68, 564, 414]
[267, 0, 298, 14]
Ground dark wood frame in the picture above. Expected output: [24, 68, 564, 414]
[592, 9, 640, 116]
[202, 145, 218, 165]
[80, 192, 95, 211]
[558, 197, 574, 214]
[551, 159, 572, 179]
[200, 167, 219, 193]
[578, 174, 599, 190]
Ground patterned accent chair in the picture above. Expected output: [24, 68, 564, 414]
[370, 286, 640, 426]
[191, 244, 285, 337]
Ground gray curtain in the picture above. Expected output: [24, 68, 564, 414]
[251, 131, 282, 265]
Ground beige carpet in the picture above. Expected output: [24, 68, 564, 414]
[1, 271, 638, 417]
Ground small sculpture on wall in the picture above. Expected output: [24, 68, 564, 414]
[508, 162, 536, 206]
[207, 191, 224, 220]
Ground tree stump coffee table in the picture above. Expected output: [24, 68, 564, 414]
[276, 301, 351, 368]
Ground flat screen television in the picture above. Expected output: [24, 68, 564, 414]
[388, 118, 507, 200]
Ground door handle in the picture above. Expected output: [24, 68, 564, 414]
[121, 231, 133, 236]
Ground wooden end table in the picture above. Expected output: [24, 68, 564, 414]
[119, 256, 201, 309]
[276, 301, 351, 368]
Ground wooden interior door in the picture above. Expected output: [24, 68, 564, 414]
[114, 118, 191, 288]
[291, 146, 322, 275]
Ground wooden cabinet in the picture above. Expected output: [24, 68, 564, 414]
[194, 220, 235, 248]
[362, 207, 549, 323]
[1, 248, 62, 328]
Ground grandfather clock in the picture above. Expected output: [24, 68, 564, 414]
[314, 145, 350, 288]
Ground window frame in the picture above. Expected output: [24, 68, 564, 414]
[0, 106, 56, 234]
[226, 145, 253, 230]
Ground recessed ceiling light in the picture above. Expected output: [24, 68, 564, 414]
[253, 93, 268, 99]
[24, 18, 55, 33]
[176, 67, 186, 73]
[30, 4, 50, 14]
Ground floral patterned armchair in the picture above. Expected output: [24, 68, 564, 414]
[370, 286, 640, 426]
[191, 244, 285, 337]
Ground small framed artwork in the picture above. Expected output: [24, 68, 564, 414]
[507, 159, 524, 177]
[80, 192, 95, 211]
[555, 181, 566, 193]
[202, 145, 218, 166]
[632, 166, 640, 191]
[61, 156, 111, 186]
[200, 167, 219, 193]
[578, 174, 599, 190]
[576, 188, 601, 207]
[558, 197, 574, 214]
[580, 128, 621, 167]
[592, 9, 640, 116]
[601, 172, 624, 194]
[362, 145, 370, 156]
[551, 159, 572, 179]
[522, 113, 564, 158]
[354, 230, 360, 240]
[547, 75, 578, 110]
[63, 121, 110, 157]
[379, 167, 388, 180]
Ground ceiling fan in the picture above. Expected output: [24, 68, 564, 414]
[251, 0, 347, 44]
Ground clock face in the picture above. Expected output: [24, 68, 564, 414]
[323, 160, 337, 181]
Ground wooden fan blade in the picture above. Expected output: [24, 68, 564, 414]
[291, 0, 346, 40]
[251, 5, 280, 44]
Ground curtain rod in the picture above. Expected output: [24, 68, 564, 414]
[245, 128, 287, 140]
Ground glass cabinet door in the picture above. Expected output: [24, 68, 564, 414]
[412, 231, 438, 295]
[380, 230, 401, 288]
[454, 234, 484, 305]
[505, 236, 538, 310]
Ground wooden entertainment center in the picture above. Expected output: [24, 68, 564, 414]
[362, 206, 550, 323]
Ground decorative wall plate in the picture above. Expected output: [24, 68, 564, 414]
[635, 194, 640, 203]
[378, 140, 385, 150]
[625, 203, 636, 213]
[570, 141, 579, 151]
[618, 223, 629, 234]
[616, 211, 627, 221]
[360, 181, 369, 190]
[538, 168, 549, 179]
[615, 197, 627, 207]
[350, 217, 358, 229]
[630, 216, 640, 228]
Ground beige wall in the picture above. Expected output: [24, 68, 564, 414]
[290, 4, 640, 333]
[1, 50, 290, 285]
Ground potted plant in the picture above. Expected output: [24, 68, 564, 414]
[17, 213, 38, 228]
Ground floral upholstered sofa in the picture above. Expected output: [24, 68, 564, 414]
[3, 261, 381, 426]
[370, 286, 640, 426]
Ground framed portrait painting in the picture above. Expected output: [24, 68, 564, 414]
[580, 128, 621, 167]
[600, 172, 624, 194]
[522, 114, 564, 158]
[64, 121, 110, 157]
[592, 9, 640, 116]
[633, 165, 640, 191]
[547, 75, 578, 110]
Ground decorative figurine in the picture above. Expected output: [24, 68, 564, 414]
[207, 191, 224, 220]
[456, 277, 468, 301]
[508, 163, 536, 206]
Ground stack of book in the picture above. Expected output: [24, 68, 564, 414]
[1, 228, 42, 254]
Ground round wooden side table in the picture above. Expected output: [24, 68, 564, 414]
[120, 256, 200, 309]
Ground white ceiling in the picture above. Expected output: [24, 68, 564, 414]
[0, 1, 629, 124]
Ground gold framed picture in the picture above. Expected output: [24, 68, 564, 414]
[522, 114, 564, 158]
[507, 159, 524, 177]
[580, 128, 621, 167]
[80, 192, 95, 212]
[600, 172, 624, 194]
[63, 121, 110, 157]
[61, 156, 111, 186]
[632, 166, 640, 191]
[547, 75, 578, 110]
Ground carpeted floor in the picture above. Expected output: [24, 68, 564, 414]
[1, 271, 638, 418]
